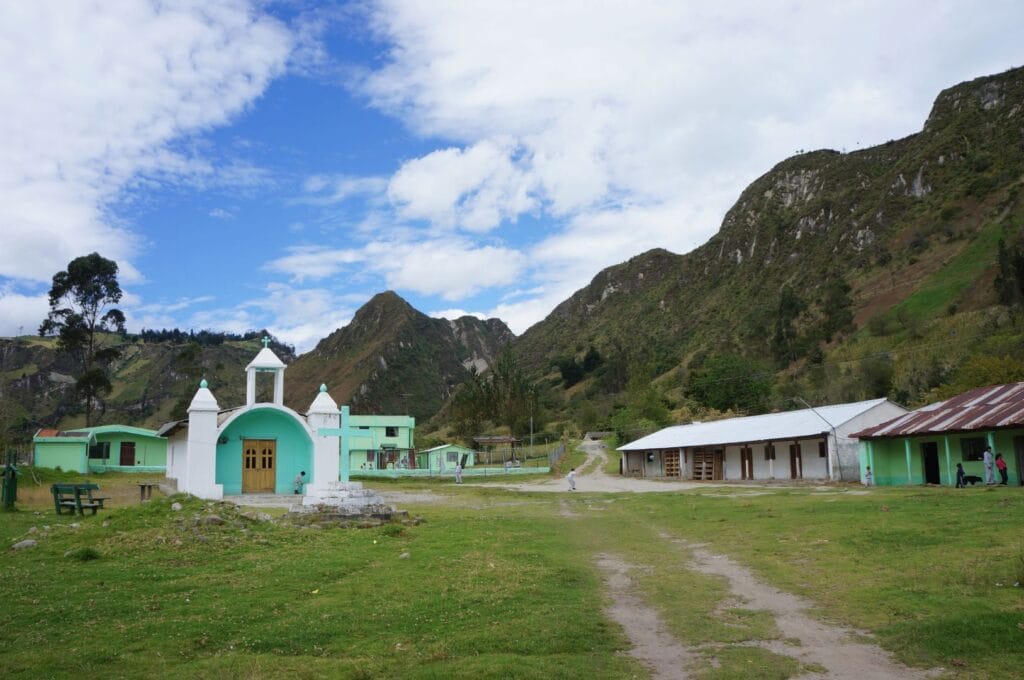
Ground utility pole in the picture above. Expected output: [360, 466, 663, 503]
[794, 397, 841, 481]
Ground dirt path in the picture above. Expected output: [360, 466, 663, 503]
[595, 553, 696, 679]
[665, 537, 937, 679]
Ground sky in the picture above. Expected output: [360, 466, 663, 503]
[1, 1, 1022, 353]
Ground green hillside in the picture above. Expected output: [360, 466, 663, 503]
[506, 66, 1024, 436]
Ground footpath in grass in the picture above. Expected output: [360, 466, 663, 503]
[560, 486, 1024, 679]
[2, 474, 1022, 678]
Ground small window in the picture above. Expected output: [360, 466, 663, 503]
[88, 442, 110, 459]
[818, 441, 827, 458]
[385, 426, 398, 437]
[447, 452, 458, 463]
[764, 443, 775, 461]
[960, 437, 987, 462]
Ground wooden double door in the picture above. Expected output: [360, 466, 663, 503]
[692, 449, 723, 480]
[243, 439, 276, 493]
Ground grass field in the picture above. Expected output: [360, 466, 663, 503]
[2, 471, 1022, 679]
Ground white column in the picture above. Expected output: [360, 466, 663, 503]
[246, 369, 255, 406]
[306, 385, 341, 492]
[184, 380, 223, 499]
[273, 369, 284, 406]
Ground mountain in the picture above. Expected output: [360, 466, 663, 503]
[512, 66, 1024, 416]
[283, 291, 514, 419]
[0, 334, 292, 442]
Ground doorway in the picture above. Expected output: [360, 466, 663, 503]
[1015, 436, 1024, 487]
[120, 442, 135, 466]
[740, 446, 753, 480]
[789, 443, 802, 479]
[242, 439, 276, 492]
[921, 441, 941, 484]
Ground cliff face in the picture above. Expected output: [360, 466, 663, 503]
[284, 291, 514, 418]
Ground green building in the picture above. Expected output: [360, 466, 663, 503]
[348, 415, 416, 470]
[416, 443, 475, 472]
[853, 382, 1024, 486]
[33, 425, 168, 474]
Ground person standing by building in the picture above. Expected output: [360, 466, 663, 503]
[983, 446, 995, 485]
[293, 471, 306, 495]
[455, 462, 463, 484]
[956, 463, 966, 488]
[995, 453, 1008, 485]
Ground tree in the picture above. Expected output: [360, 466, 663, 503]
[39, 253, 126, 426]
[994, 238, 1024, 306]
[771, 285, 805, 365]
[685, 354, 773, 413]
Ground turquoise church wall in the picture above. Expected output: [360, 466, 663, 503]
[216, 407, 314, 494]
[860, 428, 1023, 486]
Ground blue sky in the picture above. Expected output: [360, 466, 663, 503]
[2, 1, 1023, 352]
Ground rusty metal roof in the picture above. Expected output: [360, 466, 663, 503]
[853, 382, 1024, 439]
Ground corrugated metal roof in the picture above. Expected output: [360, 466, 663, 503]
[618, 398, 891, 451]
[853, 382, 1024, 438]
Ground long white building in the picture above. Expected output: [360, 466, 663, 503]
[617, 398, 906, 482]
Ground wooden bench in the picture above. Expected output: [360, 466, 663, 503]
[51, 483, 108, 516]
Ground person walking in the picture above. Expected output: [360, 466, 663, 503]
[455, 462, 463, 484]
[567, 468, 577, 491]
[995, 453, 1008, 485]
[955, 463, 966, 488]
[983, 446, 995, 485]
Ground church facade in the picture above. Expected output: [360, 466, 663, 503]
[162, 343, 348, 500]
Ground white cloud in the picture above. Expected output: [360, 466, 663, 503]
[267, 238, 525, 301]
[265, 246, 362, 282]
[0, 0, 293, 284]
[0, 287, 49, 337]
[429, 308, 485, 321]
[387, 139, 536, 231]
[354, 0, 1024, 332]
[365, 239, 525, 300]
[209, 208, 234, 220]
[299, 174, 389, 206]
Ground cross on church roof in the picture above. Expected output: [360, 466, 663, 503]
[262, 336, 271, 348]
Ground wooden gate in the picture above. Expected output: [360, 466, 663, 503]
[664, 451, 681, 477]
[242, 439, 276, 492]
[692, 449, 722, 480]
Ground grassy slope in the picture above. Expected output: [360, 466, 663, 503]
[3, 473, 1022, 678]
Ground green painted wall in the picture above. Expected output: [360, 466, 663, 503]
[348, 415, 415, 450]
[34, 440, 88, 473]
[89, 433, 167, 471]
[216, 407, 314, 494]
[416, 445, 475, 470]
[861, 429, 1023, 486]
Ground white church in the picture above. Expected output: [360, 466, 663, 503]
[161, 342, 372, 508]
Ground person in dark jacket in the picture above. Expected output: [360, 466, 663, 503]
[955, 463, 966, 488]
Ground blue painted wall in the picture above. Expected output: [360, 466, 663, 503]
[216, 407, 314, 494]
